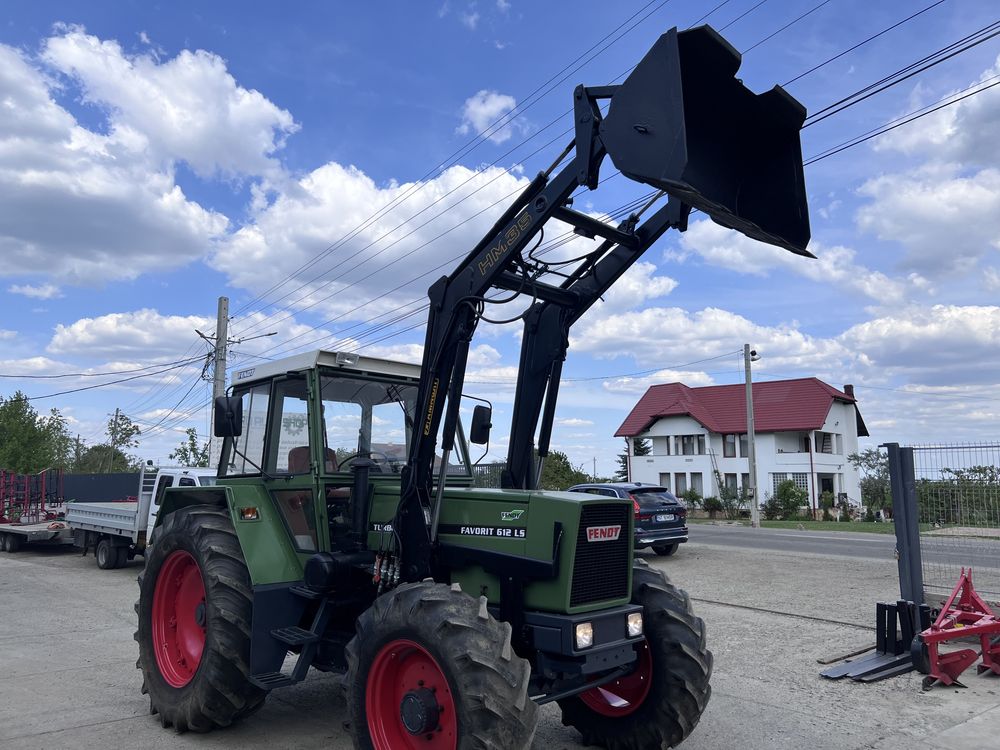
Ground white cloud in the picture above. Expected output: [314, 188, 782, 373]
[856, 167, 1000, 275]
[839, 305, 1000, 385]
[497, 0, 511, 11]
[8, 283, 62, 299]
[679, 219, 906, 302]
[556, 417, 594, 427]
[456, 90, 523, 144]
[461, 11, 481, 29]
[601, 369, 716, 395]
[0, 330, 16, 340]
[0, 41, 229, 284]
[42, 26, 298, 179]
[874, 54, 1000, 169]
[211, 162, 531, 326]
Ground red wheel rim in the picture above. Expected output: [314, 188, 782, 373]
[579, 639, 653, 717]
[366, 639, 457, 749]
[152, 550, 206, 688]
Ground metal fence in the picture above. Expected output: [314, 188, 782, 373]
[888, 443, 1000, 607]
[472, 462, 505, 488]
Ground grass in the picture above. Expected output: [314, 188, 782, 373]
[687, 517, 914, 534]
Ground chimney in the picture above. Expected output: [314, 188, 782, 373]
[843, 384, 855, 399]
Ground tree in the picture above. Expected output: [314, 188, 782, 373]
[539, 450, 590, 491]
[614, 437, 650, 482]
[847, 448, 890, 514]
[0, 392, 72, 472]
[85, 410, 142, 473]
[169, 428, 210, 467]
[74, 444, 137, 473]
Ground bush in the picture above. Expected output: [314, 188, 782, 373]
[819, 491, 835, 510]
[681, 487, 702, 510]
[822, 506, 833, 521]
[864, 506, 876, 523]
[762, 480, 808, 521]
[702, 496, 723, 519]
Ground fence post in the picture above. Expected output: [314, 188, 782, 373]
[885, 442, 924, 604]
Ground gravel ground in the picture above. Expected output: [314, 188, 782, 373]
[1, 539, 998, 749]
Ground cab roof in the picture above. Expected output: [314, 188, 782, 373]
[230, 350, 421, 388]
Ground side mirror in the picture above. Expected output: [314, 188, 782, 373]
[214, 395, 243, 437]
[470, 405, 492, 445]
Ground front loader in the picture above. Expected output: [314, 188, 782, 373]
[135, 25, 810, 749]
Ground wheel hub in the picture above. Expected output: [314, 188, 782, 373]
[194, 601, 207, 627]
[399, 688, 440, 735]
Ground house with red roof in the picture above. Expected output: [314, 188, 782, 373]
[615, 378, 869, 511]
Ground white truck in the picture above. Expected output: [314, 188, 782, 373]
[65, 465, 216, 569]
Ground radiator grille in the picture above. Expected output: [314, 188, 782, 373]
[570, 503, 631, 607]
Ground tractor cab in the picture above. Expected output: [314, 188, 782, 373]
[215, 350, 473, 557]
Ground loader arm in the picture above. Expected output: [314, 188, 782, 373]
[395, 24, 812, 582]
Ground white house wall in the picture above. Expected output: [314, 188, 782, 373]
[627, 400, 864, 508]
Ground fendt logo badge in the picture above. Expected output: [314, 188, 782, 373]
[586, 525, 622, 542]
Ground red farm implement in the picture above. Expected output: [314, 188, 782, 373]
[0, 468, 64, 525]
[911, 568, 1000, 688]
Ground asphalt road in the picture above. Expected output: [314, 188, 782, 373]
[690, 523, 1000, 568]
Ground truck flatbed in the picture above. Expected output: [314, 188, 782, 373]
[65, 501, 140, 538]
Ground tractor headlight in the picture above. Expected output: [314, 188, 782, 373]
[627, 612, 644, 637]
[575, 622, 594, 650]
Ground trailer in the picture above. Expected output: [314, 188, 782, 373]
[67, 465, 216, 569]
[0, 468, 72, 552]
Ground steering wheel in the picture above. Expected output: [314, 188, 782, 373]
[339, 451, 394, 473]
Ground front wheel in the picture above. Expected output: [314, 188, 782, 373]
[558, 562, 712, 749]
[96, 538, 117, 569]
[135, 505, 264, 732]
[345, 582, 537, 750]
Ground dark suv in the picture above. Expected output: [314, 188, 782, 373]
[567, 482, 688, 556]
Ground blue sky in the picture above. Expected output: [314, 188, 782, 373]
[1, 0, 999, 476]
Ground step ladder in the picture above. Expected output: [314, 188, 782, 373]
[248, 587, 333, 691]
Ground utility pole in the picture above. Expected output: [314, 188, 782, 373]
[744, 344, 761, 528]
[198, 297, 229, 462]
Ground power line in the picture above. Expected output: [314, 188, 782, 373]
[0, 355, 204, 379]
[742, 0, 834, 54]
[27, 359, 207, 401]
[783, 0, 949, 87]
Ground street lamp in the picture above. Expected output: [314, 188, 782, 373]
[744, 344, 761, 528]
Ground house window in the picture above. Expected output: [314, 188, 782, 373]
[739, 434, 749, 457]
[723, 434, 736, 458]
[675, 474, 687, 496]
[691, 472, 703, 495]
[677, 434, 705, 456]
[724, 473, 737, 492]
[772, 473, 788, 494]
[651, 436, 670, 455]
[659, 472, 671, 488]
[802, 435, 812, 452]
[741, 473, 750, 490]
[792, 473, 809, 491]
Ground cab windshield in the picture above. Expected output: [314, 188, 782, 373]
[319, 374, 471, 477]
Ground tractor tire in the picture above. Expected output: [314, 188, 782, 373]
[558, 561, 712, 749]
[96, 538, 116, 570]
[345, 581, 538, 750]
[652, 542, 678, 557]
[135, 504, 264, 732]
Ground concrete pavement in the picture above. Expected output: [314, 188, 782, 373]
[1, 538, 999, 749]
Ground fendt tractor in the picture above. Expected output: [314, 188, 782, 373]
[136, 25, 811, 749]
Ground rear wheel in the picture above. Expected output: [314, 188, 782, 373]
[7, 533, 22, 552]
[345, 582, 537, 750]
[96, 538, 116, 569]
[135, 505, 264, 732]
[652, 542, 678, 557]
[558, 562, 712, 749]
[115, 546, 130, 568]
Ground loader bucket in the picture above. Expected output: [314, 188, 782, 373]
[601, 25, 812, 256]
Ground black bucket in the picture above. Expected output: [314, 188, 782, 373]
[601, 25, 811, 256]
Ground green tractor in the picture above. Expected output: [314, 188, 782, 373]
[136, 25, 811, 749]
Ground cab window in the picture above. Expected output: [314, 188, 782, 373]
[265, 377, 311, 474]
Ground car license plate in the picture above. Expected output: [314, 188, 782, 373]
[655, 513, 674, 522]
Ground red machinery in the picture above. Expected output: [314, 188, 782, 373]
[911, 568, 1000, 688]
[0, 468, 63, 524]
